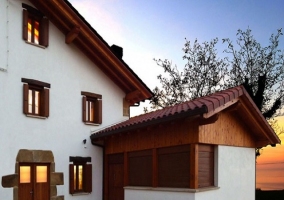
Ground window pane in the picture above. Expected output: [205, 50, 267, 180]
[34, 21, 40, 44]
[74, 165, 77, 189]
[36, 166, 47, 183]
[89, 101, 94, 122]
[20, 166, 31, 183]
[78, 165, 83, 190]
[86, 101, 89, 121]
[28, 89, 33, 113]
[28, 19, 32, 42]
[35, 91, 40, 114]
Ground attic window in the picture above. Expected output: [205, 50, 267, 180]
[81, 91, 102, 125]
[22, 4, 49, 47]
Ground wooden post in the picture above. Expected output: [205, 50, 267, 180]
[190, 144, 199, 189]
[152, 149, 157, 187]
[124, 152, 128, 186]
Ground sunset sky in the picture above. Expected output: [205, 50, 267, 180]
[68, 0, 284, 190]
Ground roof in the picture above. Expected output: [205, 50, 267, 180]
[28, 0, 153, 104]
[90, 85, 281, 146]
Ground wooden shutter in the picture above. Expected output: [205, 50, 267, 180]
[40, 18, 49, 47]
[84, 164, 92, 193]
[42, 89, 49, 117]
[69, 164, 74, 194]
[94, 99, 102, 124]
[158, 145, 190, 188]
[128, 150, 152, 186]
[23, 9, 28, 41]
[23, 84, 29, 114]
[198, 145, 214, 188]
[82, 96, 86, 122]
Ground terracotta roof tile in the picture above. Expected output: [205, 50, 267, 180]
[91, 86, 249, 139]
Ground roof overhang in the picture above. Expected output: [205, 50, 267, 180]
[28, 0, 153, 104]
[90, 86, 281, 148]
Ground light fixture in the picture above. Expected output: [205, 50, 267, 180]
[83, 139, 87, 148]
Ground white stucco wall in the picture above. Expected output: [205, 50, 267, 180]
[125, 146, 256, 200]
[0, 0, 128, 200]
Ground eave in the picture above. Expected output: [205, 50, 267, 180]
[90, 86, 281, 148]
[28, 0, 153, 104]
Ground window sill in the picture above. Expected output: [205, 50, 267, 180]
[26, 114, 47, 119]
[25, 41, 46, 49]
[71, 192, 90, 196]
[85, 122, 101, 126]
[124, 186, 220, 193]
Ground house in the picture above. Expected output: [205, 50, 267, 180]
[0, 1, 280, 200]
[90, 86, 281, 200]
[0, 0, 152, 200]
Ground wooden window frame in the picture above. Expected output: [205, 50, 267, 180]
[82, 91, 102, 125]
[22, 78, 50, 118]
[116, 144, 214, 189]
[69, 157, 92, 194]
[22, 3, 49, 47]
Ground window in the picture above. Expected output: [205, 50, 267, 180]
[158, 145, 190, 188]
[82, 91, 102, 124]
[22, 78, 50, 117]
[22, 3, 49, 47]
[125, 144, 214, 189]
[69, 157, 92, 194]
[128, 150, 152, 186]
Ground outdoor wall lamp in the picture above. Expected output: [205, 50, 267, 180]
[83, 139, 87, 148]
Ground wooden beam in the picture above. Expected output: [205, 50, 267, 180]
[152, 149, 158, 187]
[203, 99, 239, 119]
[199, 114, 219, 126]
[256, 140, 270, 148]
[65, 26, 80, 44]
[190, 144, 198, 189]
[125, 90, 141, 104]
[124, 152, 128, 186]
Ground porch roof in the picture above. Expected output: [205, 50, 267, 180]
[91, 85, 281, 147]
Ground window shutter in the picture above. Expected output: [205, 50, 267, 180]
[94, 99, 102, 124]
[84, 164, 92, 193]
[42, 89, 49, 117]
[22, 9, 28, 41]
[23, 84, 29, 114]
[69, 164, 75, 194]
[40, 18, 49, 47]
[82, 96, 87, 122]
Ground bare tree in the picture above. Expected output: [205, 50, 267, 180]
[151, 28, 284, 120]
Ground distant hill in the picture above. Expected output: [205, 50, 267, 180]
[256, 189, 284, 200]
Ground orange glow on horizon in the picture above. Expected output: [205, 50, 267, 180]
[256, 116, 284, 190]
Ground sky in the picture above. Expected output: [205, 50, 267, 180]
[68, 0, 284, 190]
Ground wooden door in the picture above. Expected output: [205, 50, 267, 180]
[19, 163, 50, 200]
[108, 163, 124, 200]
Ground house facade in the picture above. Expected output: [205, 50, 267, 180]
[0, 0, 152, 200]
[91, 86, 281, 200]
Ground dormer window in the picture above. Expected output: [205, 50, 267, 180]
[22, 4, 49, 47]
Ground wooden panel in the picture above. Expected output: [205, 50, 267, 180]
[157, 145, 190, 188]
[105, 119, 199, 154]
[199, 112, 256, 147]
[190, 144, 198, 189]
[128, 150, 152, 186]
[108, 163, 124, 200]
[198, 144, 214, 188]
